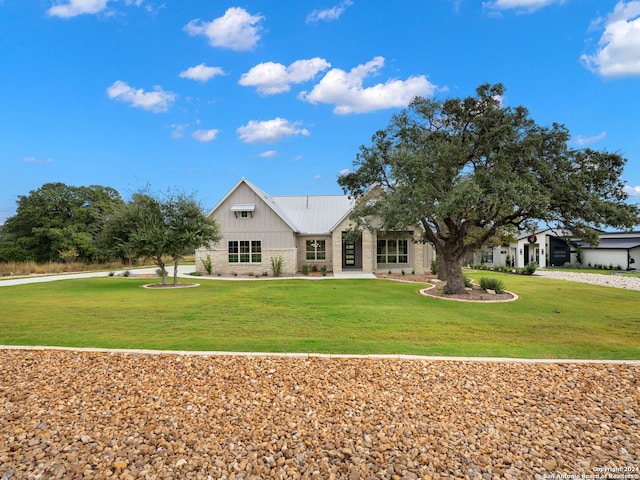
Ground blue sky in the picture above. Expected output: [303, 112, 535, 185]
[1, 0, 640, 223]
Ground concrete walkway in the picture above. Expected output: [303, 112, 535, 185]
[0, 266, 376, 287]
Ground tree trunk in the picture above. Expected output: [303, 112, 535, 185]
[436, 249, 447, 281]
[173, 260, 179, 286]
[156, 256, 167, 285]
[442, 253, 466, 295]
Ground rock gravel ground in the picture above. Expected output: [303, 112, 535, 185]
[1, 349, 638, 480]
[534, 271, 640, 291]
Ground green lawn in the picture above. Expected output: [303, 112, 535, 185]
[1, 274, 639, 359]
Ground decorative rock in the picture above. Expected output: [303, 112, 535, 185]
[0, 350, 637, 479]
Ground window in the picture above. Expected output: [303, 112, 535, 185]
[228, 240, 261, 263]
[481, 249, 494, 264]
[306, 240, 326, 261]
[377, 239, 408, 264]
[240, 211, 248, 218]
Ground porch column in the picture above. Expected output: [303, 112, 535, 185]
[362, 229, 375, 273]
[332, 230, 342, 273]
[413, 233, 425, 275]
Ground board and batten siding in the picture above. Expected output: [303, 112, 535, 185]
[213, 182, 297, 248]
[196, 182, 298, 275]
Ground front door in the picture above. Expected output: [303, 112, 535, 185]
[342, 235, 362, 269]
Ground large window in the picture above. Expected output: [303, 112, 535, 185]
[377, 239, 408, 264]
[306, 240, 326, 261]
[481, 249, 494, 264]
[228, 240, 261, 263]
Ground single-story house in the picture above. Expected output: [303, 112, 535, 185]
[195, 178, 435, 276]
[471, 228, 640, 270]
[573, 231, 640, 270]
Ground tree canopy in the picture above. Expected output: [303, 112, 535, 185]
[339, 83, 640, 294]
[104, 190, 221, 285]
[0, 182, 123, 263]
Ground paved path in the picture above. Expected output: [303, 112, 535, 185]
[0, 266, 376, 287]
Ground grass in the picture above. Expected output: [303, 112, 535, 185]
[0, 273, 639, 359]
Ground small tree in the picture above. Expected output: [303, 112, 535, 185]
[106, 190, 221, 286]
[163, 192, 222, 285]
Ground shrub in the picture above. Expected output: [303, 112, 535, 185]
[479, 277, 505, 294]
[262, 271, 269, 277]
[301, 264, 309, 276]
[202, 254, 213, 275]
[401, 269, 405, 276]
[270, 256, 283, 277]
[430, 259, 438, 275]
[312, 264, 318, 272]
[525, 262, 537, 275]
[108, 271, 115, 277]
[320, 265, 327, 276]
[123, 270, 131, 277]
[463, 275, 473, 288]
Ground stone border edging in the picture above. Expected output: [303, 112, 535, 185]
[419, 284, 519, 303]
[142, 283, 200, 289]
[1, 345, 637, 364]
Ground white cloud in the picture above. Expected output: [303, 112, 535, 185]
[106, 80, 176, 113]
[581, 1, 640, 77]
[192, 129, 219, 142]
[306, 0, 353, 23]
[236, 118, 310, 144]
[574, 131, 607, 146]
[482, 0, 563, 13]
[47, 0, 109, 17]
[258, 150, 278, 158]
[23, 156, 53, 164]
[338, 168, 351, 176]
[184, 7, 263, 51]
[300, 56, 437, 114]
[180, 64, 225, 82]
[624, 185, 640, 196]
[239, 58, 331, 95]
[168, 123, 188, 139]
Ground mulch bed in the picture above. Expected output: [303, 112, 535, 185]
[376, 273, 517, 302]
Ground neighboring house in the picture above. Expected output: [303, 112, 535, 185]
[574, 231, 640, 271]
[471, 228, 640, 270]
[195, 178, 435, 276]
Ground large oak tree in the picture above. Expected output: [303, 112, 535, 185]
[0, 182, 123, 263]
[339, 84, 640, 294]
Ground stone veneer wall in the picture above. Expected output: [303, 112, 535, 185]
[361, 229, 374, 273]
[195, 248, 298, 276]
[296, 236, 332, 272]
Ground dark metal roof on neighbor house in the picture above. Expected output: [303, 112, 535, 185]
[575, 237, 640, 249]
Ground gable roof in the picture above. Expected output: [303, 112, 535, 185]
[211, 178, 354, 235]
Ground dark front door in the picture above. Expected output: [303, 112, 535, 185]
[342, 235, 362, 269]
[523, 245, 530, 266]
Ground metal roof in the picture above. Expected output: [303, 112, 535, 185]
[272, 195, 355, 234]
[576, 238, 640, 249]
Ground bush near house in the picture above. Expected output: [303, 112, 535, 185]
[470, 263, 537, 275]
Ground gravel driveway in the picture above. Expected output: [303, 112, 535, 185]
[534, 270, 640, 291]
[1, 349, 638, 479]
